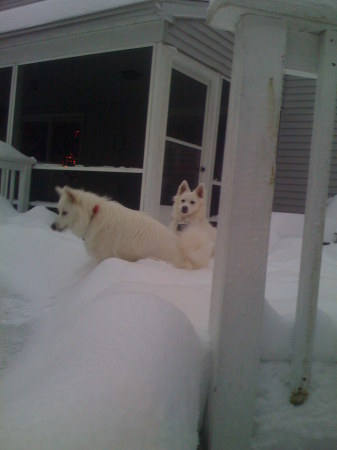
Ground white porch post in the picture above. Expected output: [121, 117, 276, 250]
[207, 14, 286, 449]
[290, 30, 337, 405]
[141, 43, 172, 218]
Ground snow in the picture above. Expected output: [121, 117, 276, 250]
[0, 141, 36, 164]
[0, 195, 337, 449]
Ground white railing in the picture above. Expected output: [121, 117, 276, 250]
[0, 141, 36, 212]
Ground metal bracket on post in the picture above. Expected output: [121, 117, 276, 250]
[290, 30, 337, 406]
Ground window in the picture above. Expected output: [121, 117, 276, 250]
[210, 79, 230, 219]
[29, 170, 142, 210]
[161, 69, 207, 205]
[12, 48, 152, 207]
[21, 115, 82, 165]
[166, 69, 207, 146]
[213, 79, 230, 183]
[0, 66, 12, 141]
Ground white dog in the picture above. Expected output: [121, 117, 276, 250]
[170, 180, 217, 247]
[51, 186, 212, 269]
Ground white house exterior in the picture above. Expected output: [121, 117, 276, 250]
[1, 1, 336, 219]
[1, 1, 337, 449]
[0, 0, 234, 225]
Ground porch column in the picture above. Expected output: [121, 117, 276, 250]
[141, 43, 172, 218]
[207, 14, 286, 449]
[290, 30, 337, 404]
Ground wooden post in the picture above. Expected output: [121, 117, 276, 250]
[207, 14, 286, 449]
[290, 30, 337, 405]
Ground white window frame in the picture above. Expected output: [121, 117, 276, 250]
[141, 43, 222, 220]
[0, 21, 161, 209]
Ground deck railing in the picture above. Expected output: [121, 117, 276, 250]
[0, 141, 36, 212]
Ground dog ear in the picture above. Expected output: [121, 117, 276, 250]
[195, 183, 205, 199]
[178, 180, 190, 195]
[55, 186, 64, 197]
[63, 186, 78, 204]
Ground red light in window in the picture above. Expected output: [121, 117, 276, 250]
[61, 153, 77, 167]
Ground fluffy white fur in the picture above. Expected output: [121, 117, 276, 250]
[170, 180, 217, 247]
[51, 186, 212, 269]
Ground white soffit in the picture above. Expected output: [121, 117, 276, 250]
[0, 0, 147, 33]
[208, 0, 337, 32]
[0, 0, 209, 34]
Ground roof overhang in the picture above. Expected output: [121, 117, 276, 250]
[208, 0, 337, 33]
[0, 0, 209, 35]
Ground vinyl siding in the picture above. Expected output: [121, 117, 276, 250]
[273, 75, 337, 213]
[273, 76, 315, 213]
[164, 19, 233, 79]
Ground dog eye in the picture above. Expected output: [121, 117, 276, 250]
[190, 200, 195, 205]
[61, 211, 68, 216]
[181, 199, 186, 203]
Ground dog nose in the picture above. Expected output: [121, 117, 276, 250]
[51, 223, 57, 231]
[181, 206, 188, 214]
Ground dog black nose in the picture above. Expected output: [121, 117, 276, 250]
[51, 223, 57, 231]
[181, 206, 188, 214]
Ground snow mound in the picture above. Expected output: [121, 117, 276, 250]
[0, 292, 202, 450]
[1, 198, 337, 449]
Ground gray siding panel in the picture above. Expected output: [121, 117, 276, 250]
[274, 75, 337, 213]
[164, 19, 233, 79]
[273, 75, 316, 213]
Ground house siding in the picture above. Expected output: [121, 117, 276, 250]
[273, 76, 316, 213]
[273, 75, 337, 214]
[164, 19, 233, 79]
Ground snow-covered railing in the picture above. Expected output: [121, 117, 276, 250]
[0, 141, 36, 212]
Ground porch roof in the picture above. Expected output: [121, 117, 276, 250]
[208, 0, 337, 33]
[0, 0, 208, 34]
[1, 0, 335, 36]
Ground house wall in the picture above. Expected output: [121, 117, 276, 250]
[0, 7, 232, 214]
[1, 4, 337, 215]
[164, 19, 233, 80]
[163, 20, 337, 215]
[273, 75, 337, 213]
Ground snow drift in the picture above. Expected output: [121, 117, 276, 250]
[1, 195, 337, 449]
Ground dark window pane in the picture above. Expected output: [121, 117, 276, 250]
[14, 48, 152, 168]
[30, 170, 142, 210]
[166, 69, 207, 146]
[210, 184, 221, 218]
[50, 120, 81, 165]
[0, 67, 12, 141]
[21, 121, 49, 162]
[161, 140, 201, 205]
[21, 117, 83, 164]
[213, 79, 230, 181]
